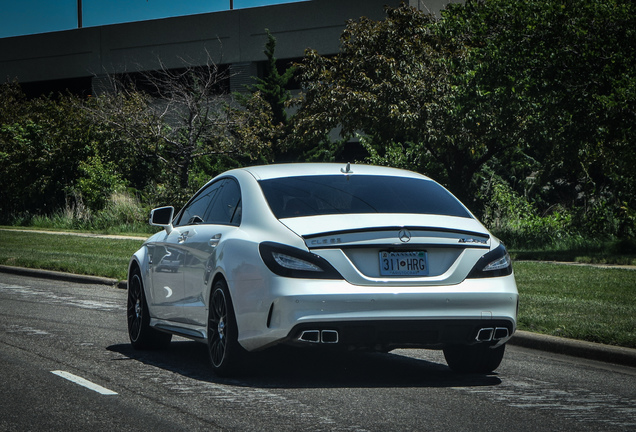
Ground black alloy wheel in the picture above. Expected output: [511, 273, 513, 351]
[207, 279, 245, 376]
[127, 267, 172, 349]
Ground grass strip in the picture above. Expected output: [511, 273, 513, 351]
[514, 261, 636, 349]
[1, 230, 634, 348]
[0, 230, 143, 280]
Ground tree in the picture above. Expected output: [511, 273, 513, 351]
[240, 29, 298, 162]
[440, 0, 636, 233]
[293, 1, 636, 233]
[292, 4, 524, 207]
[246, 29, 296, 127]
[0, 83, 95, 217]
[87, 56, 270, 197]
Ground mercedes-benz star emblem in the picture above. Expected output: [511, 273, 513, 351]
[398, 229, 411, 243]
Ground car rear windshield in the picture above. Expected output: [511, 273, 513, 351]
[259, 175, 471, 219]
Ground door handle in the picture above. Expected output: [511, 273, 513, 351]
[209, 233, 222, 248]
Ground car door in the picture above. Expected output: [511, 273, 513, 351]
[149, 180, 225, 321]
[181, 177, 242, 326]
[146, 228, 186, 320]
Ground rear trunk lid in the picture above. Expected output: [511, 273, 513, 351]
[279, 214, 491, 286]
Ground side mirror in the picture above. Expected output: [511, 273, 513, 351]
[149, 206, 174, 233]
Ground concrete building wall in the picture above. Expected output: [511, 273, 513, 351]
[0, 0, 460, 94]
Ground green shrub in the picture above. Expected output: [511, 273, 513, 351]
[9, 190, 155, 235]
[76, 155, 125, 211]
[92, 191, 149, 233]
[483, 181, 574, 248]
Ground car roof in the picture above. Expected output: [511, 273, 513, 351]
[239, 163, 432, 181]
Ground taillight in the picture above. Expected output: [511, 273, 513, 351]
[259, 242, 343, 279]
[467, 244, 513, 278]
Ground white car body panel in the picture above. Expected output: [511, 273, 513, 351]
[129, 163, 519, 355]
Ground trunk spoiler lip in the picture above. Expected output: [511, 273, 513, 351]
[302, 226, 490, 240]
[302, 226, 491, 250]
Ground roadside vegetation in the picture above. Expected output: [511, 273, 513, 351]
[514, 261, 636, 349]
[0, 2, 634, 345]
[1, 0, 634, 254]
[0, 230, 143, 279]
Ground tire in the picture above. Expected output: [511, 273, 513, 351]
[443, 343, 506, 374]
[127, 267, 172, 349]
[207, 279, 246, 376]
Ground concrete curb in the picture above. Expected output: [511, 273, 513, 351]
[509, 330, 636, 368]
[1, 265, 635, 368]
[0, 265, 124, 288]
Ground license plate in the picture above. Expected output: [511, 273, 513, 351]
[379, 251, 429, 276]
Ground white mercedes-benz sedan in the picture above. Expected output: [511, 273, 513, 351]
[127, 163, 518, 375]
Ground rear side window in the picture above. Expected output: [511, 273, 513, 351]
[176, 180, 224, 226]
[259, 175, 471, 219]
[175, 178, 242, 226]
[207, 178, 242, 226]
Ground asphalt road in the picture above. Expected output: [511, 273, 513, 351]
[1, 273, 635, 432]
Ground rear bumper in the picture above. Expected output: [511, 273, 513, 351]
[286, 318, 515, 350]
[235, 273, 518, 351]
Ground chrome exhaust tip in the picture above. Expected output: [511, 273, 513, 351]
[297, 329, 339, 344]
[298, 330, 320, 343]
[321, 330, 339, 344]
[476, 328, 494, 342]
[494, 327, 509, 340]
[476, 327, 510, 342]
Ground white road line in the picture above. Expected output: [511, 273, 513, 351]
[51, 371, 118, 396]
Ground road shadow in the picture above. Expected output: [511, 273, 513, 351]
[107, 340, 502, 389]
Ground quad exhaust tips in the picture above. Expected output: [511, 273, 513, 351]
[297, 327, 506, 344]
[298, 329, 339, 344]
[476, 327, 509, 342]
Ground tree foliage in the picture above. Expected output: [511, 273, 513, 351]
[292, 0, 636, 236]
[1, 1, 634, 241]
[0, 84, 95, 215]
[442, 0, 636, 230]
[240, 29, 298, 162]
[293, 5, 523, 206]
[0, 58, 276, 219]
[246, 29, 296, 127]
[90, 59, 268, 194]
